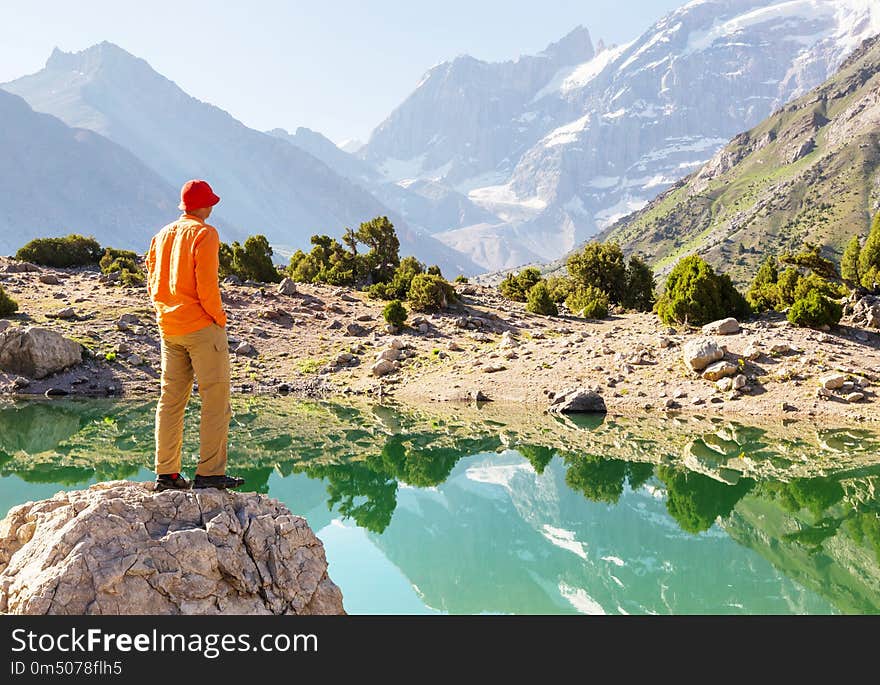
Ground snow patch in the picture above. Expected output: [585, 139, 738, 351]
[542, 525, 588, 560]
[541, 114, 591, 147]
[559, 582, 606, 615]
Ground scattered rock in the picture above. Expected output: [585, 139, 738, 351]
[683, 338, 724, 372]
[384, 324, 399, 335]
[44, 388, 69, 397]
[742, 342, 762, 361]
[447, 341, 463, 352]
[371, 359, 398, 377]
[2, 261, 40, 273]
[38, 274, 61, 285]
[326, 319, 342, 330]
[276, 278, 297, 296]
[820, 374, 847, 390]
[115, 342, 130, 355]
[716, 377, 734, 392]
[702, 318, 740, 335]
[346, 323, 368, 337]
[375, 348, 400, 362]
[656, 337, 673, 349]
[845, 293, 880, 329]
[234, 342, 255, 356]
[846, 392, 865, 403]
[549, 387, 607, 414]
[0, 482, 344, 615]
[249, 327, 267, 337]
[418, 323, 429, 334]
[733, 374, 748, 391]
[483, 364, 506, 373]
[0, 326, 82, 379]
[127, 354, 144, 366]
[702, 361, 738, 382]
[55, 307, 76, 320]
[770, 343, 795, 355]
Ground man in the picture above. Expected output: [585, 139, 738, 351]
[145, 179, 244, 492]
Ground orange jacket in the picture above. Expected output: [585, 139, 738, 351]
[146, 214, 227, 336]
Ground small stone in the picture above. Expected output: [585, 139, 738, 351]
[781, 402, 797, 412]
[234, 342, 255, 356]
[56, 307, 76, 319]
[732, 374, 748, 391]
[12, 376, 29, 388]
[702, 361, 738, 381]
[549, 387, 607, 413]
[376, 348, 400, 362]
[816, 387, 833, 399]
[44, 387, 69, 397]
[115, 342, 130, 355]
[742, 343, 762, 361]
[665, 398, 678, 409]
[683, 338, 723, 372]
[385, 324, 399, 334]
[418, 323, 429, 334]
[656, 337, 673, 349]
[127, 354, 144, 366]
[702, 318, 740, 335]
[770, 343, 794, 355]
[483, 364, 506, 373]
[327, 319, 342, 330]
[39, 273, 61, 285]
[346, 323, 368, 337]
[371, 359, 398, 377]
[390, 338, 405, 350]
[447, 341, 463, 352]
[249, 327, 267, 337]
[820, 374, 847, 390]
[277, 278, 297, 296]
[846, 392, 865, 403]
[716, 377, 734, 392]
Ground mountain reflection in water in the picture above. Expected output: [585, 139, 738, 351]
[1, 399, 879, 614]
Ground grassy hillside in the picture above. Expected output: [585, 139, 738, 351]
[597, 35, 880, 286]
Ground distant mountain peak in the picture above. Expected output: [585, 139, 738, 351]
[541, 25, 594, 64]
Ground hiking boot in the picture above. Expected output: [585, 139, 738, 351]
[192, 474, 245, 490]
[154, 473, 191, 492]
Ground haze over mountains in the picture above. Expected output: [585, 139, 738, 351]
[1, 0, 878, 276]
[0, 89, 175, 254]
[1, 43, 480, 275]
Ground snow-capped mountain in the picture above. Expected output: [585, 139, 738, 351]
[361, 0, 880, 271]
[1, 43, 480, 275]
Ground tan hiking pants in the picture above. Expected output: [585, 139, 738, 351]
[155, 322, 232, 477]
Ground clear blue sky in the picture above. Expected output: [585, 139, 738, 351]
[0, 0, 683, 144]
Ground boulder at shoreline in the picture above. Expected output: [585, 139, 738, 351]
[0, 481, 345, 615]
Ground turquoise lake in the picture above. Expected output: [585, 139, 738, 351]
[1, 398, 879, 614]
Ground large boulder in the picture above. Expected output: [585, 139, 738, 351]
[682, 338, 724, 372]
[0, 482, 345, 615]
[549, 387, 607, 414]
[0, 326, 82, 379]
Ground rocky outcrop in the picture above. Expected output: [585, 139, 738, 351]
[845, 293, 880, 329]
[0, 325, 82, 379]
[0, 482, 344, 615]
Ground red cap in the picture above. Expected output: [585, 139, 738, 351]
[178, 179, 220, 211]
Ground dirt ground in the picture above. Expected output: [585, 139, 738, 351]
[0, 260, 878, 425]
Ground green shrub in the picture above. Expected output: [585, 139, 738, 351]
[356, 216, 400, 284]
[622, 255, 655, 312]
[655, 255, 749, 326]
[370, 256, 425, 300]
[793, 272, 846, 301]
[0, 286, 18, 316]
[100, 248, 145, 286]
[499, 267, 542, 302]
[780, 243, 840, 281]
[408, 274, 456, 312]
[382, 299, 408, 327]
[566, 284, 609, 319]
[427, 265, 442, 277]
[545, 275, 573, 303]
[746, 256, 779, 312]
[841, 235, 861, 287]
[567, 242, 626, 304]
[860, 212, 880, 289]
[525, 282, 558, 316]
[787, 290, 842, 328]
[454, 275, 469, 284]
[16, 234, 103, 267]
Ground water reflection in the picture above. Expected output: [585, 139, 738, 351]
[1, 398, 879, 614]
